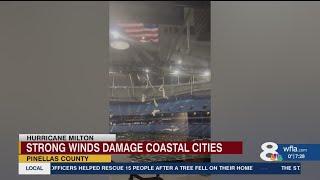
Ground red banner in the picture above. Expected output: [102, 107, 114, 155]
[20, 141, 242, 154]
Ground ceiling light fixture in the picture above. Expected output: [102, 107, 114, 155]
[110, 40, 130, 50]
[202, 70, 211, 77]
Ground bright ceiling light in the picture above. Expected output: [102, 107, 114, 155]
[110, 40, 130, 50]
[202, 70, 211, 77]
[111, 31, 120, 39]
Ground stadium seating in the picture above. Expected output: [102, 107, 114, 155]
[109, 95, 211, 116]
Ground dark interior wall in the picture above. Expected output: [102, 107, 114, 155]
[212, 2, 320, 179]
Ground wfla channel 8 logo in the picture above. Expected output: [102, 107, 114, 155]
[260, 142, 283, 161]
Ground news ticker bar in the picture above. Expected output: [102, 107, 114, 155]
[18, 162, 301, 175]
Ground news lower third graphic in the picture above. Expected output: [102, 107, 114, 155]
[18, 134, 115, 175]
[18, 134, 305, 175]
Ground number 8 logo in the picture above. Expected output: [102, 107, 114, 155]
[260, 142, 278, 161]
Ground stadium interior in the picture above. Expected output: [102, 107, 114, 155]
[108, 1, 211, 165]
